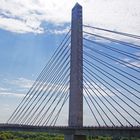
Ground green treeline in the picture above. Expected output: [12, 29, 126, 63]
[0, 131, 140, 140]
[0, 131, 64, 140]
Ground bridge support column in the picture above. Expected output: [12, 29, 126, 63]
[65, 3, 86, 140]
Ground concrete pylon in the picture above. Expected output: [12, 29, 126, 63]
[65, 3, 86, 140]
[69, 2, 83, 128]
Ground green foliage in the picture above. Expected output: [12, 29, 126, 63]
[0, 131, 64, 140]
[0, 132, 140, 140]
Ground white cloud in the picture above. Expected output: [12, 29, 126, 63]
[131, 61, 140, 67]
[0, 16, 44, 33]
[9, 77, 69, 92]
[0, 78, 34, 98]
[3, 77, 69, 99]
[0, 87, 8, 91]
[83, 81, 114, 97]
[0, 84, 26, 98]
[0, 0, 139, 34]
[8, 77, 34, 89]
[47, 27, 70, 35]
[121, 58, 140, 68]
[0, 92, 25, 98]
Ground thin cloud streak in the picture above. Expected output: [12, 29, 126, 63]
[8, 77, 34, 89]
[0, 92, 25, 98]
[1, 77, 69, 98]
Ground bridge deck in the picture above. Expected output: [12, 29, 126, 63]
[0, 124, 140, 137]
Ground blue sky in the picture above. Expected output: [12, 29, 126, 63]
[0, 0, 140, 125]
[0, 23, 69, 123]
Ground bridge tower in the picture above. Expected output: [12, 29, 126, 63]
[65, 3, 86, 140]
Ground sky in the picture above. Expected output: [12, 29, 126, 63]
[0, 0, 140, 125]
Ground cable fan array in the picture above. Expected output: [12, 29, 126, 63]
[7, 30, 71, 126]
[7, 24, 140, 127]
[83, 25, 140, 127]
